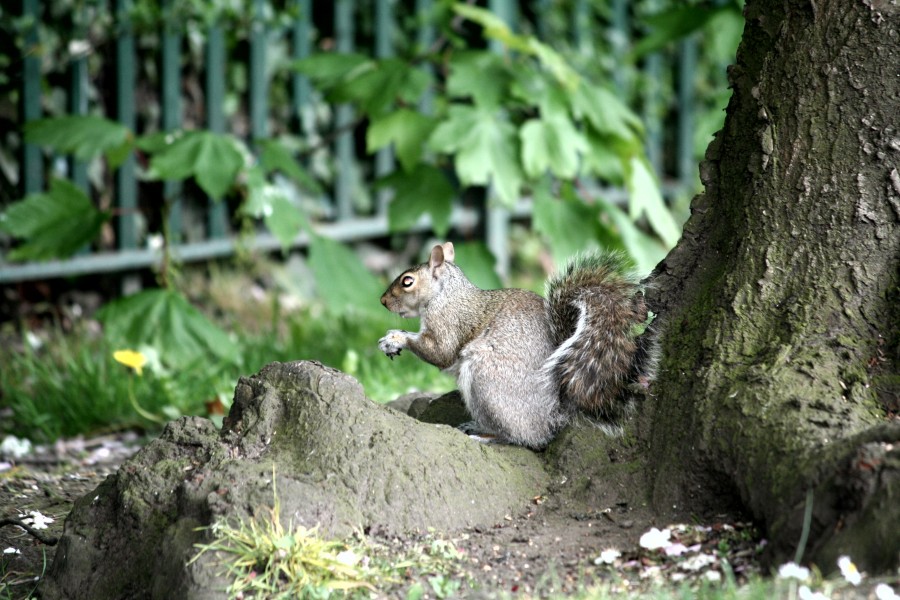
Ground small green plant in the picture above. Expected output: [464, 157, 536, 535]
[191, 509, 378, 598]
[191, 473, 470, 599]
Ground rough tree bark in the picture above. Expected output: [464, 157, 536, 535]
[645, 0, 899, 572]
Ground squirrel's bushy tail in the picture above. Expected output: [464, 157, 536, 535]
[544, 252, 656, 417]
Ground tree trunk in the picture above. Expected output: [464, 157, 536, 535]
[645, 0, 900, 572]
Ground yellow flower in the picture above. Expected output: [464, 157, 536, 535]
[113, 350, 147, 376]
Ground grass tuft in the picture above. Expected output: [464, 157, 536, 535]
[190, 471, 468, 599]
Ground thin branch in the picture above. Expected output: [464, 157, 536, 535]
[0, 518, 60, 546]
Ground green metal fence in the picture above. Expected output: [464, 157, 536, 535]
[2, 0, 702, 284]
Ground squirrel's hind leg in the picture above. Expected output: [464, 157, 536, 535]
[454, 342, 559, 450]
[456, 421, 500, 444]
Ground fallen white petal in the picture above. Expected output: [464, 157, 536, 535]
[639, 527, 672, 550]
[798, 585, 829, 600]
[681, 553, 717, 571]
[778, 561, 811, 581]
[664, 543, 689, 556]
[594, 548, 621, 565]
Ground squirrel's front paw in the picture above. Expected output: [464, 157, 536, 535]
[379, 330, 408, 359]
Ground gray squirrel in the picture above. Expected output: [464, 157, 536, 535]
[378, 242, 657, 449]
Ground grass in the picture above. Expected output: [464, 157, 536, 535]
[0, 548, 46, 600]
[0, 299, 452, 443]
[191, 470, 468, 599]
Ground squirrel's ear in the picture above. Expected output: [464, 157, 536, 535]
[441, 242, 455, 262]
[429, 244, 445, 270]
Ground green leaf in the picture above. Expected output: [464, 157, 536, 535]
[242, 166, 307, 252]
[292, 52, 372, 86]
[266, 195, 305, 252]
[533, 181, 601, 265]
[707, 8, 745, 63]
[631, 4, 734, 59]
[148, 131, 245, 200]
[452, 242, 502, 290]
[519, 116, 586, 179]
[582, 130, 629, 184]
[570, 84, 644, 143]
[24, 116, 133, 168]
[526, 38, 581, 90]
[453, 5, 579, 89]
[308, 236, 384, 315]
[330, 58, 432, 117]
[366, 110, 437, 172]
[98, 289, 241, 366]
[134, 131, 170, 154]
[510, 68, 570, 121]
[446, 51, 510, 110]
[597, 200, 667, 274]
[452, 4, 513, 41]
[428, 105, 522, 206]
[376, 165, 454, 237]
[0, 178, 109, 261]
[626, 156, 682, 248]
[257, 138, 322, 194]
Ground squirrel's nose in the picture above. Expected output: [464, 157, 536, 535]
[380, 295, 387, 307]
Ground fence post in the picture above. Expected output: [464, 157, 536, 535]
[250, 0, 268, 141]
[485, 0, 515, 281]
[677, 36, 698, 187]
[642, 1, 664, 177]
[206, 24, 228, 239]
[21, 0, 42, 196]
[416, 0, 435, 115]
[374, 0, 396, 216]
[610, 0, 630, 95]
[291, 0, 312, 132]
[334, 0, 355, 220]
[572, 0, 590, 55]
[162, 0, 183, 242]
[69, 18, 89, 191]
[115, 0, 138, 254]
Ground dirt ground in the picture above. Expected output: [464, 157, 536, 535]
[0, 432, 771, 599]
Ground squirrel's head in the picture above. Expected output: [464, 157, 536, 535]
[380, 243, 456, 318]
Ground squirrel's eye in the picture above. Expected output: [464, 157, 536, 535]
[401, 275, 415, 287]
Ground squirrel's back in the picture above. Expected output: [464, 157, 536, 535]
[544, 252, 656, 417]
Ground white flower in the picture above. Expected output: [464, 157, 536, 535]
[3, 547, 21, 555]
[798, 585, 829, 600]
[639, 527, 671, 550]
[21, 511, 54, 530]
[704, 570, 722, 582]
[875, 583, 900, 600]
[837, 555, 862, 586]
[594, 548, 621, 565]
[777, 561, 811, 581]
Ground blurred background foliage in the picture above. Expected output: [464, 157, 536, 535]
[0, 0, 743, 442]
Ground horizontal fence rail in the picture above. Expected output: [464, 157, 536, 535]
[1, 0, 704, 284]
